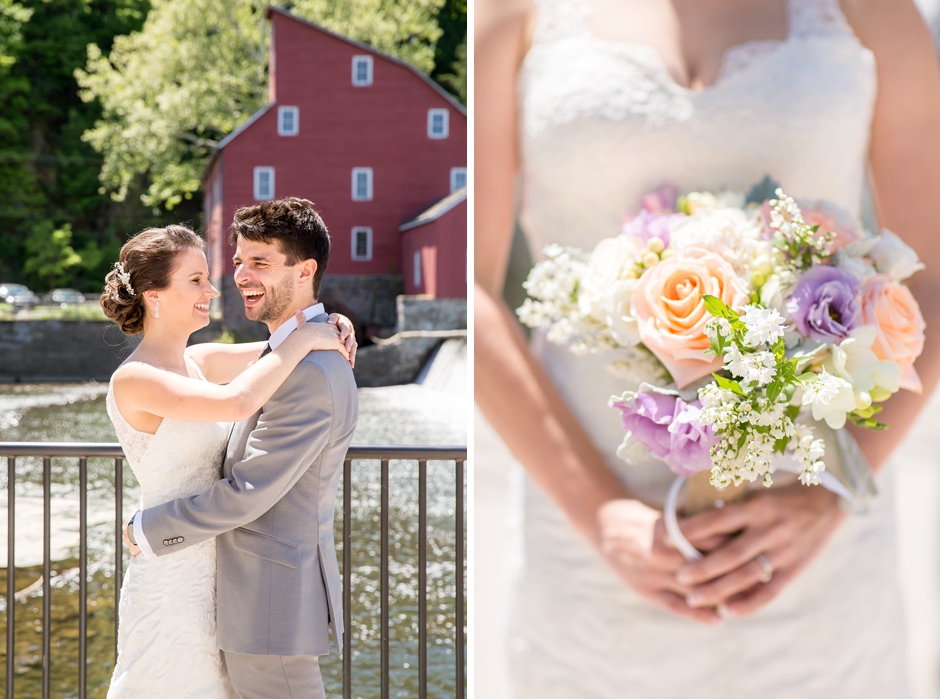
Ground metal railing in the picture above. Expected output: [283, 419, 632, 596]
[0, 442, 466, 699]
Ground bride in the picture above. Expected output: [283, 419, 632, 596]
[476, 0, 940, 696]
[99, 224, 355, 697]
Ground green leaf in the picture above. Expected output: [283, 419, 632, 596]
[702, 294, 737, 321]
[766, 379, 783, 403]
[712, 373, 746, 397]
[785, 404, 801, 422]
[774, 436, 789, 454]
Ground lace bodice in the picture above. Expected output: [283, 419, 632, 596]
[106, 359, 230, 508]
[519, 0, 876, 253]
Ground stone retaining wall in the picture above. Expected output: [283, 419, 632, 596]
[0, 296, 467, 386]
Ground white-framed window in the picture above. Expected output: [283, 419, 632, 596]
[414, 250, 422, 287]
[427, 109, 449, 139]
[351, 167, 373, 201]
[351, 227, 373, 261]
[450, 167, 467, 192]
[352, 55, 373, 86]
[278, 106, 299, 136]
[253, 166, 275, 200]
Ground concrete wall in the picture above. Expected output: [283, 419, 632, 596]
[0, 296, 465, 385]
[353, 296, 466, 387]
[0, 321, 139, 382]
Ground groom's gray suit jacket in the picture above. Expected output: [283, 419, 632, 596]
[141, 342, 358, 656]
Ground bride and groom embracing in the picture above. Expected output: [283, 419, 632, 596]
[100, 196, 359, 698]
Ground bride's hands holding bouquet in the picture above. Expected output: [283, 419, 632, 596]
[598, 498, 725, 625]
[674, 484, 846, 617]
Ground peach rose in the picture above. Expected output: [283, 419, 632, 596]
[799, 200, 864, 253]
[859, 275, 926, 393]
[633, 246, 750, 388]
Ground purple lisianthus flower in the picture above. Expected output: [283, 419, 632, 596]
[621, 210, 684, 247]
[609, 389, 715, 477]
[787, 266, 861, 342]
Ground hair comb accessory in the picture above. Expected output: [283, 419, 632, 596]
[115, 262, 134, 296]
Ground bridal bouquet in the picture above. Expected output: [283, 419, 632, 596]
[518, 182, 926, 494]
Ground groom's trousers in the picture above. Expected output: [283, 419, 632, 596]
[224, 652, 325, 699]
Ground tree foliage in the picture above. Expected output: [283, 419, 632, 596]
[0, 0, 151, 293]
[77, 0, 457, 211]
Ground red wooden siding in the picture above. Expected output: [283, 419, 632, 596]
[204, 7, 467, 287]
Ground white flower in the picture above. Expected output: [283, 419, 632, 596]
[669, 207, 762, 270]
[600, 278, 641, 346]
[741, 351, 777, 386]
[723, 343, 749, 379]
[802, 369, 856, 429]
[705, 316, 732, 339]
[686, 190, 746, 212]
[823, 325, 901, 410]
[868, 229, 925, 281]
[578, 236, 645, 321]
[834, 250, 877, 283]
[740, 305, 787, 346]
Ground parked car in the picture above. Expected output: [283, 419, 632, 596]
[0, 284, 41, 310]
[44, 288, 86, 308]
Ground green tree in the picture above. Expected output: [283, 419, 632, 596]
[0, 0, 151, 291]
[76, 0, 452, 211]
[23, 221, 82, 288]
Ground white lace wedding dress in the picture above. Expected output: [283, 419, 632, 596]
[498, 0, 911, 696]
[105, 359, 235, 699]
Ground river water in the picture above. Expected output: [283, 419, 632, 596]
[0, 339, 467, 698]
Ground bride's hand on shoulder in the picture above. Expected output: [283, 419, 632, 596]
[674, 484, 845, 618]
[327, 312, 357, 367]
[294, 311, 351, 363]
[597, 499, 724, 626]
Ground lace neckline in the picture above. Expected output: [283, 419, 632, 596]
[530, 0, 859, 95]
[109, 355, 208, 439]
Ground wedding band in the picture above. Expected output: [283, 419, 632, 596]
[755, 554, 773, 584]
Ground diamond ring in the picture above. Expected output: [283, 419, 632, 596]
[755, 554, 773, 583]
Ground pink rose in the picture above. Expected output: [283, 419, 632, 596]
[859, 275, 926, 393]
[633, 247, 750, 388]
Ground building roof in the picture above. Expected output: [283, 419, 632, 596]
[398, 187, 467, 232]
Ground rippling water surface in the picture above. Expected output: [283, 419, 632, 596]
[0, 342, 467, 698]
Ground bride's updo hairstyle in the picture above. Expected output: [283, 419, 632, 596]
[100, 225, 206, 335]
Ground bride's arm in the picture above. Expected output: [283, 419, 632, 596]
[474, 0, 720, 624]
[846, 0, 940, 467]
[674, 0, 940, 617]
[185, 314, 357, 384]
[113, 315, 348, 425]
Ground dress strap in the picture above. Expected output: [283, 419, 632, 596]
[788, 0, 856, 38]
[530, 0, 591, 46]
[185, 354, 208, 382]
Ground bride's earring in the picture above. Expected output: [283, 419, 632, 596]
[155, 300, 160, 318]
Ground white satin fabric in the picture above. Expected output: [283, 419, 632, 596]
[495, 0, 911, 695]
[106, 361, 235, 699]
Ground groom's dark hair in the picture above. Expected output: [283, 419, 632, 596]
[229, 197, 330, 298]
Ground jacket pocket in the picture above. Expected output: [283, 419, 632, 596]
[232, 528, 299, 569]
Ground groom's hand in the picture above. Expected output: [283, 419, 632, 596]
[122, 513, 142, 557]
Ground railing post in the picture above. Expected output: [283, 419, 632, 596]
[343, 458, 352, 699]
[78, 457, 88, 699]
[380, 459, 389, 699]
[6, 456, 15, 699]
[42, 458, 51, 699]
[456, 458, 465, 699]
[418, 460, 427, 699]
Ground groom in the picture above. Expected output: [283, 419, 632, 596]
[124, 197, 358, 698]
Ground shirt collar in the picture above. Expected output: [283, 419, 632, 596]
[267, 303, 326, 350]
